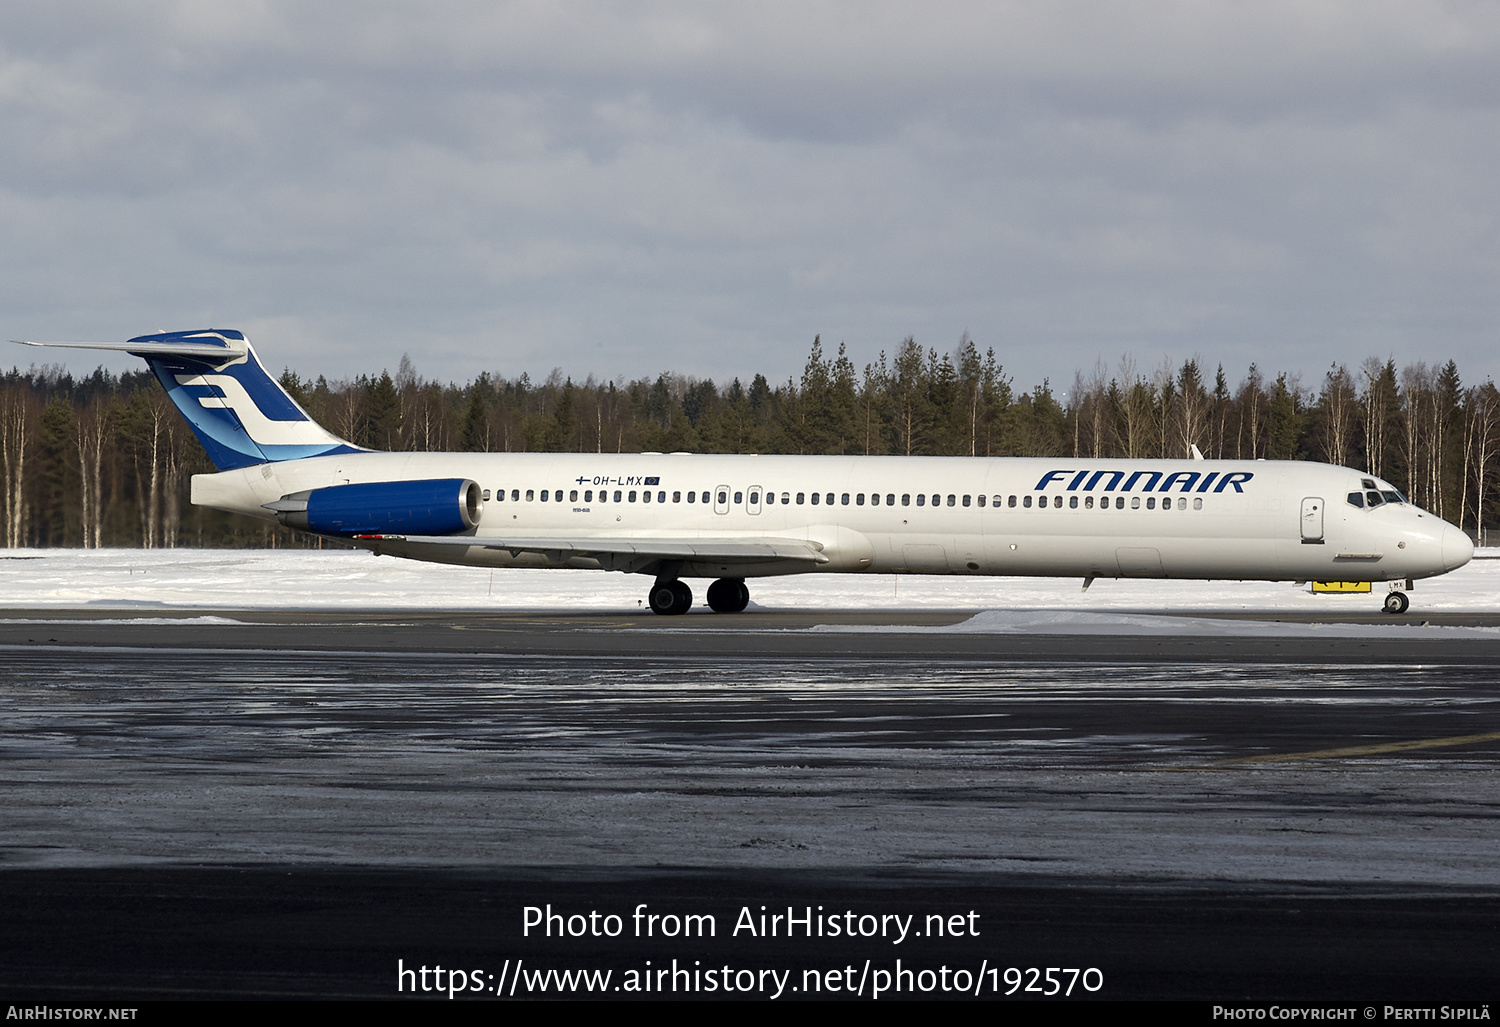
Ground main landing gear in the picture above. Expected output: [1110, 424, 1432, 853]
[706, 577, 750, 614]
[648, 579, 693, 616]
[646, 577, 750, 615]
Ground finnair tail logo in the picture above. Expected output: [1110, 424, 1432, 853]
[1034, 470, 1254, 493]
[175, 373, 332, 447]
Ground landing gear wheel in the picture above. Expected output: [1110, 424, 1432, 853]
[648, 580, 693, 616]
[1383, 591, 1410, 615]
[706, 577, 750, 613]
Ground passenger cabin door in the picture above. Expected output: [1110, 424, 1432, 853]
[746, 485, 762, 515]
[1300, 497, 1324, 544]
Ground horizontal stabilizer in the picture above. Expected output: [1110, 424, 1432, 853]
[13, 337, 248, 362]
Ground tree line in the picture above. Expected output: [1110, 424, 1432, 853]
[2, 335, 1497, 549]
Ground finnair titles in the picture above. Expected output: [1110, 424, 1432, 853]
[14, 330, 1474, 615]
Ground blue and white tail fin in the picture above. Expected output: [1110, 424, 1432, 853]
[12, 329, 362, 471]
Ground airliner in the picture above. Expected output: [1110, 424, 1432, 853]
[16, 330, 1474, 615]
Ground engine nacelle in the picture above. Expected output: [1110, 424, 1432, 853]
[267, 478, 483, 536]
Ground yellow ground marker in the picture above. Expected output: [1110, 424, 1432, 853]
[1177, 731, 1500, 770]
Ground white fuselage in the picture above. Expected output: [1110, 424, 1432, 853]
[192, 452, 1473, 584]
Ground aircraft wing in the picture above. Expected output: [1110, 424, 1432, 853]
[365, 533, 828, 568]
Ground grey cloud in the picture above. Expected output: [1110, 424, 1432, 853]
[2, 1, 1497, 393]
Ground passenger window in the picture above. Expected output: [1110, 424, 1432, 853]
[947, 495, 955, 507]
[748, 491, 758, 504]
[766, 492, 775, 505]
[962, 495, 971, 507]
[658, 491, 666, 503]
[526, 489, 535, 501]
[482, 489, 491, 501]
[932, 495, 941, 507]
[642, 491, 650, 503]
[855, 494, 864, 506]
[1008, 495, 1016, 508]
[811, 493, 820, 505]
[1177, 497, 1186, 510]
[570, 490, 578, 502]
[614, 490, 622, 502]
[887, 494, 895, 506]
[1053, 496, 1062, 508]
[1069, 496, 1077, 509]
[977, 495, 985, 507]
[628, 490, 637, 502]
[1146, 496, 1155, 509]
[718, 491, 728, 504]
[734, 491, 743, 504]
[585, 490, 593, 502]
[917, 494, 925, 507]
[1023, 495, 1031, 508]
[826, 494, 835, 505]
[783, 493, 791, 504]
[1131, 496, 1140, 509]
[870, 494, 879, 506]
[1193, 498, 1202, 510]
[686, 491, 695, 503]
[673, 491, 681, 503]
[841, 493, 850, 506]
[902, 494, 910, 506]
[542, 490, 551, 502]
[797, 493, 806, 504]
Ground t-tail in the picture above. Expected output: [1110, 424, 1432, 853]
[12, 329, 361, 470]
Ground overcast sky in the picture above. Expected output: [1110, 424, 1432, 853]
[3, 1, 1497, 396]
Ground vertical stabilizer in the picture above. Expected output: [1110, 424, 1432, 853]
[13, 329, 362, 470]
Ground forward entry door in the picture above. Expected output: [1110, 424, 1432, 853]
[1300, 497, 1324, 544]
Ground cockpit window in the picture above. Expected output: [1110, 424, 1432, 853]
[1347, 492, 1364, 509]
[1361, 478, 1376, 489]
[1366, 491, 1384, 508]
[1382, 490, 1403, 504]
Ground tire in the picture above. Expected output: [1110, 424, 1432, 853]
[649, 583, 685, 615]
[706, 577, 750, 613]
[1383, 591, 1409, 615]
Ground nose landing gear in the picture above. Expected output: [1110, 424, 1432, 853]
[1382, 590, 1410, 614]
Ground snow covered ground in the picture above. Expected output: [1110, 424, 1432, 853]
[1, 545, 1497, 616]
[1, 546, 1496, 624]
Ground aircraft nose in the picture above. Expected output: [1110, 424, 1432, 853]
[1442, 522, 1474, 572]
